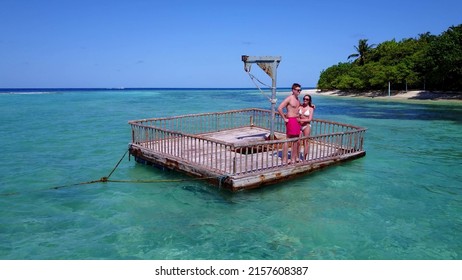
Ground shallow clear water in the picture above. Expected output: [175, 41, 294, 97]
[0, 89, 461, 260]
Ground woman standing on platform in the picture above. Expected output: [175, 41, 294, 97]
[299, 94, 315, 160]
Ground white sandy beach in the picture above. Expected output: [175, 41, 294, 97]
[300, 89, 462, 102]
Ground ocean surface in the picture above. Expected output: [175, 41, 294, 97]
[0, 88, 461, 260]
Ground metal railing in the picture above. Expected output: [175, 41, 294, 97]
[129, 108, 366, 176]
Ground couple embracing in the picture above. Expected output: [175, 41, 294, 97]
[277, 83, 315, 164]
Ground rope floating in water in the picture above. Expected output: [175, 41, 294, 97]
[0, 149, 222, 197]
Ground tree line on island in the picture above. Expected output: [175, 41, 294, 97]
[317, 24, 462, 92]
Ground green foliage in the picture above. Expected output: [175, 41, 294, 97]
[317, 62, 352, 89]
[317, 24, 462, 91]
[348, 39, 376, 66]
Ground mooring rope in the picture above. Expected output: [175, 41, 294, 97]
[104, 149, 128, 180]
[0, 149, 220, 197]
[105, 177, 218, 184]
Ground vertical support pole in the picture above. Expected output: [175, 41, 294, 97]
[270, 61, 277, 140]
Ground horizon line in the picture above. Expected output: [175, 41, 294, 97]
[0, 87, 316, 90]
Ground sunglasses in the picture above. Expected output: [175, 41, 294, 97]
[304, 98, 310, 101]
[294, 89, 302, 92]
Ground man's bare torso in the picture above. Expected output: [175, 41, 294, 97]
[286, 95, 300, 117]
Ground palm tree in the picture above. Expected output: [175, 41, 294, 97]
[348, 39, 375, 65]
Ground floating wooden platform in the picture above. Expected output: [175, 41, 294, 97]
[128, 108, 366, 191]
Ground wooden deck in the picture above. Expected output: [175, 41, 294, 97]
[128, 108, 366, 191]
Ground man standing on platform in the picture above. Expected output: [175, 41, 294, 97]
[277, 83, 302, 164]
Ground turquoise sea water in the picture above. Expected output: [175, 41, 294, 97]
[0, 89, 461, 260]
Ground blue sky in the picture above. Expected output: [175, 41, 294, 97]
[1, 0, 461, 88]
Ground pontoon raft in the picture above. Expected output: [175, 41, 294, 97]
[128, 108, 366, 191]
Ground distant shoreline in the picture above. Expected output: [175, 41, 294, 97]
[299, 89, 462, 103]
[2, 88, 461, 103]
